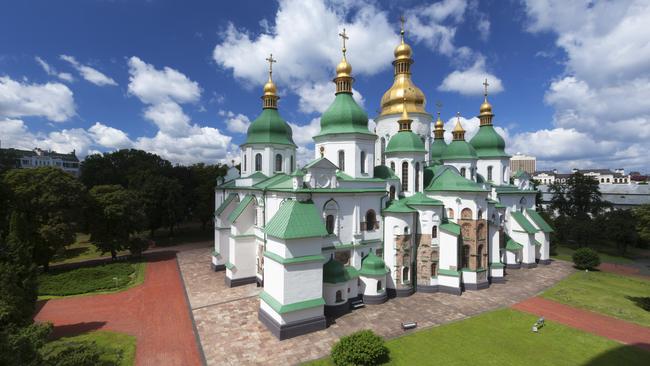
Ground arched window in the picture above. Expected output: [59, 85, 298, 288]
[360, 151, 367, 174]
[326, 215, 335, 234]
[461, 208, 472, 219]
[377, 280, 382, 292]
[403, 226, 409, 235]
[430, 262, 437, 277]
[390, 161, 395, 172]
[275, 154, 282, 172]
[415, 162, 420, 191]
[460, 167, 466, 177]
[389, 185, 396, 200]
[462, 245, 470, 269]
[338, 150, 345, 171]
[365, 210, 377, 231]
[402, 267, 409, 283]
[487, 166, 493, 181]
[335, 290, 343, 303]
[255, 153, 262, 171]
[477, 209, 483, 220]
[448, 208, 454, 219]
[380, 137, 386, 165]
[432, 225, 438, 238]
[290, 155, 294, 172]
[402, 161, 409, 191]
[477, 245, 484, 268]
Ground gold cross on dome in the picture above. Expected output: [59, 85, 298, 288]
[338, 28, 349, 56]
[435, 101, 443, 116]
[483, 78, 489, 96]
[456, 111, 461, 121]
[400, 15, 405, 37]
[265, 53, 276, 76]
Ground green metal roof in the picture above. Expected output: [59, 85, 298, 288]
[290, 168, 305, 177]
[264, 200, 328, 239]
[373, 165, 399, 180]
[215, 193, 238, 217]
[469, 125, 508, 158]
[383, 198, 416, 213]
[243, 108, 296, 147]
[442, 140, 477, 160]
[440, 220, 461, 236]
[532, 238, 542, 246]
[430, 137, 447, 162]
[323, 258, 347, 284]
[316, 93, 374, 138]
[345, 266, 359, 279]
[405, 192, 444, 206]
[505, 234, 524, 251]
[510, 211, 539, 234]
[526, 209, 554, 233]
[227, 194, 255, 223]
[336, 170, 385, 182]
[385, 131, 426, 154]
[253, 173, 292, 189]
[425, 167, 488, 193]
[359, 252, 389, 276]
[248, 171, 268, 180]
[303, 157, 338, 170]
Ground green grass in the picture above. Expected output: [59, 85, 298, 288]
[552, 245, 635, 265]
[51, 233, 129, 265]
[305, 309, 649, 366]
[42, 330, 136, 366]
[38, 261, 146, 299]
[542, 271, 650, 327]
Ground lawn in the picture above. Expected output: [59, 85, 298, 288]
[306, 309, 649, 366]
[42, 330, 136, 366]
[51, 233, 129, 265]
[38, 261, 146, 299]
[542, 271, 650, 327]
[552, 245, 635, 265]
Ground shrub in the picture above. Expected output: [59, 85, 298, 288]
[40, 340, 105, 366]
[127, 236, 149, 257]
[38, 262, 136, 296]
[331, 330, 389, 366]
[572, 247, 601, 270]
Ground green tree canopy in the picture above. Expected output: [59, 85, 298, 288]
[549, 173, 610, 218]
[633, 204, 650, 247]
[79, 149, 173, 189]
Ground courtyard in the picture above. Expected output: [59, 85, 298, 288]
[178, 247, 575, 366]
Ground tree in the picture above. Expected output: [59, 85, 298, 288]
[634, 204, 650, 247]
[191, 164, 227, 230]
[3, 167, 86, 271]
[79, 149, 173, 189]
[87, 185, 145, 259]
[129, 173, 185, 237]
[550, 173, 610, 218]
[0, 149, 17, 175]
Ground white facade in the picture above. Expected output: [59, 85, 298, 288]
[374, 112, 432, 165]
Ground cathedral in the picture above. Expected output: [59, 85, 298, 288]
[212, 25, 553, 340]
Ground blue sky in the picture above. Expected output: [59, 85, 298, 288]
[1, 0, 648, 173]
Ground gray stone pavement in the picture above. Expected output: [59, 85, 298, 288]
[177, 247, 575, 366]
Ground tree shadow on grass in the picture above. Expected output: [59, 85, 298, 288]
[625, 296, 650, 311]
[49, 321, 107, 340]
[582, 343, 650, 365]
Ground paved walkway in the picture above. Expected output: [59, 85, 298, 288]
[513, 297, 650, 351]
[599, 262, 650, 279]
[178, 248, 575, 366]
[34, 251, 204, 366]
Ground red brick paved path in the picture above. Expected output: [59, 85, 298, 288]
[513, 297, 650, 351]
[34, 252, 203, 366]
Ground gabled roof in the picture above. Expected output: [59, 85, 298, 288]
[383, 198, 416, 213]
[303, 157, 338, 170]
[227, 195, 255, 223]
[264, 200, 329, 239]
[248, 171, 268, 180]
[336, 170, 385, 183]
[215, 193, 238, 217]
[440, 219, 461, 236]
[425, 166, 488, 193]
[525, 209, 554, 233]
[405, 192, 444, 206]
[510, 211, 539, 234]
[505, 234, 523, 251]
[253, 173, 291, 189]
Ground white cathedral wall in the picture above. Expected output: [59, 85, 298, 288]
[383, 213, 412, 290]
[259, 300, 324, 326]
[417, 207, 443, 243]
[360, 275, 385, 296]
[432, 192, 487, 222]
[476, 158, 509, 185]
[385, 154, 425, 197]
[227, 236, 256, 280]
[314, 135, 376, 178]
[283, 262, 323, 305]
[535, 231, 550, 261]
[241, 145, 296, 177]
[323, 283, 348, 306]
[374, 112, 432, 165]
[439, 230, 459, 270]
[442, 159, 478, 181]
[264, 257, 285, 302]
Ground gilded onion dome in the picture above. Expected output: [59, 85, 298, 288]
[379, 18, 427, 116]
[430, 111, 447, 162]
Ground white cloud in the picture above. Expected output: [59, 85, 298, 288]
[143, 101, 191, 137]
[442, 115, 509, 145]
[219, 110, 251, 134]
[127, 56, 200, 104]
[35, 57, 74, 82]
[87, 122, 133, 149]
[405, 0, 468, 57]
[296, 81, 365, 114]
[0, 76, 75, 122]
[60, 55, 117, 86]
[0, 118, 92, 156]
[438, 56, 504, 95]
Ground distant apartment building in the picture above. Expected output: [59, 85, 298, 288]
[532, 168, 630, 185]
[0, 144, 80, 176]
[510, 153, 536, 175]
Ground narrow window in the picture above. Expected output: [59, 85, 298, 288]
[380, 137, 386, 165]
[243, 155, 247, 172]
[477, 245, 484, 268]
[335, 290, 343, 303]
[377, 280, 382, 292]
[255, 153, 262, 171]
[460, 167, 466, 177]
[390, 161, 395, 172]
[462, 245, 470, 269]
[365, 210, 377, 231]
[389, 185, 396, 200]
[415, 162, 420, 191]
[326, 215, 335, 234]
[275, 154, 282, 172]
[432, 225, 437, 238]
[402, 161, 409, 191]
[290, 155, 294, 171]
[487, 166, 493, 181]
[360, 151, 367, 174]
[338, 150, 345, 171]
[402, 267, 409, 283]
[430, 262, 437, 277]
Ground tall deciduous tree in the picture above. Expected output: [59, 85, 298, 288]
[79, 149, 173, 189]
[633, 204, 650, 247]
[549, 173, 610, 218]
[3, 167, 86, 271]
[191, 164, 227, 230]
[599, 209, 638, 255]
[87, 185, 145, 259]
[0, 148, 17, 175]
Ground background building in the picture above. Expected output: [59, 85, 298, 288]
[0, 143, 80, 176]
[510, 153, 536, 175]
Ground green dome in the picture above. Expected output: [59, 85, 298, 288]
[323, 258, 347, 284]
[244, 108, 296, 147]
[373, 165, 398, 180]
[316, 93, 374, 137]
[385, 131, 426, 154]
[469, 125, 508, 158]
[359, 252, 389, 276]
[442, 140, 477, 160]
[430, 137, 447, 162]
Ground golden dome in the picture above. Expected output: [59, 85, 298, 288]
[394, 41, 412, 60]
[479, 98, 492, 115]
[263, 77, 277, 96]
[434, 113, 444, 129]
[336, 57, 352, 78]
[453, 119, 465, 132]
